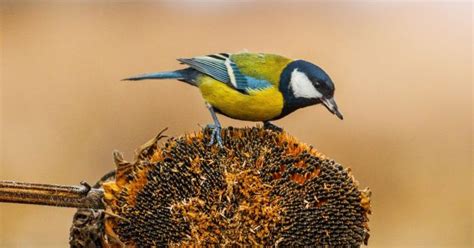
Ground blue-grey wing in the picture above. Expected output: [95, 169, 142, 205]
[178, 53, 273, 92]
[245, 76, 273, 91]
[178, 53, 251, 91]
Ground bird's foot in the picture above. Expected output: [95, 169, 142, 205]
[263, 121, 283, 132]
[206, 124, 223, 147]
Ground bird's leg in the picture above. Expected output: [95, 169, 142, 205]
[263, 121, 283, 132]
[205, 102, 223, 147]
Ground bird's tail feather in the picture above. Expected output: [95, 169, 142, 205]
[122, 68, 190, 81]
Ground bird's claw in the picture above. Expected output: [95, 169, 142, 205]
[263, 121, 283, 132]
[207, 124, 223, 147]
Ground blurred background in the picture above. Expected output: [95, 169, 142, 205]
[0, 1, 472, 247]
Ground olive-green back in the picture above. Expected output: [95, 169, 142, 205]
[230, 53, 293, 87]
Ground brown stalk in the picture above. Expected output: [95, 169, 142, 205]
[0, 180, 104, 209]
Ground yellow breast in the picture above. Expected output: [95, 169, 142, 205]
[198, 76, 284, 121]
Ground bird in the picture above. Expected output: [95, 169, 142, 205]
[124, 52, 343, 146]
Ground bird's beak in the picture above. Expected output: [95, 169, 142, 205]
[321, 97, 343, 120]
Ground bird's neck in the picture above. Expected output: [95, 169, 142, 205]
[280, 96, 320, 118]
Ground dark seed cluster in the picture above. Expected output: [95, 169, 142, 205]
[102, 127, 371, 247]
[70, 170, 115, 248]
[69, 208, 105, 248]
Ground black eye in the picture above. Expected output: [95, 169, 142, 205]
[315, 81, 322, 87]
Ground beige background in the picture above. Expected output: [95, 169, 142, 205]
[1, 1, 472, 247]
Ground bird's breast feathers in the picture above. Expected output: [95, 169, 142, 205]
[198, 76, 284, 121]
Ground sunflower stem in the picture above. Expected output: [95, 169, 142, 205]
[0, 180, 104, 209]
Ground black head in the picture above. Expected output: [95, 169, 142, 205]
[279, 60, 343, 120]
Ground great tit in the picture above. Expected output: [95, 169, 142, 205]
[124, 52, 343, 146]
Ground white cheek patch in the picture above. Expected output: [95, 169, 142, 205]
[289, 69, 322, 99]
